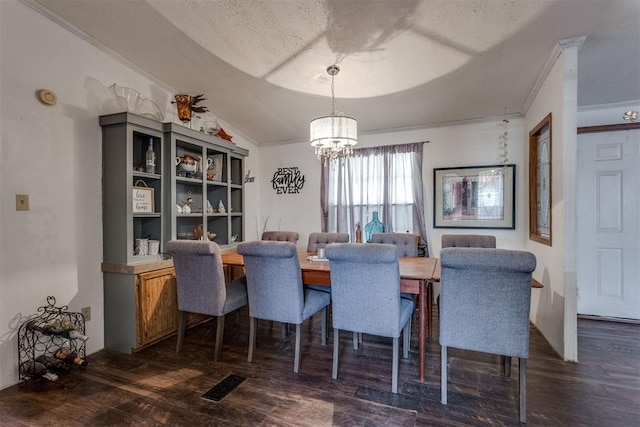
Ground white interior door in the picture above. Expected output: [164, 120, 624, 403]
[577, 129, 639, 319]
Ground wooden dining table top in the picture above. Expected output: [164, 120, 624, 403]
[221, 251, 439, 286]
[221, 250, 543, 288]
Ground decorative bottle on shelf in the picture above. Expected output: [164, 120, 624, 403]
[145, 139, 156, 174]
[54, 347, 88, 368]
[364, 211, 385, 242]
[355, 223, 362, 243]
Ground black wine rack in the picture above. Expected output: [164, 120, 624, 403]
[18, 296, 87, 386]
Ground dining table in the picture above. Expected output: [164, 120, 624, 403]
[221, 250, 439, 383]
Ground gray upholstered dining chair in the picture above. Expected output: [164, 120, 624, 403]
[370, 232, 419, 302]
[261, 231, 299, 243]
[236, 240, 331, 373]
[306, 232, 349, 252]
[439, 247, 536, 423]
[370, 232, 419, 256]
[441, 234, 496, 249]
[306, 232, 349, 294]
[325, 243, 414, 394]
[436, 233, 497, 315]
[165, 240, 248, 361]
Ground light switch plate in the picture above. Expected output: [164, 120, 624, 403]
[16, 194, 29, 211]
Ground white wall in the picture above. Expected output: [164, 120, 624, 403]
[259, 119, 529, 257]
[524, 47, 578, 360]
[0, 1, 258, 389]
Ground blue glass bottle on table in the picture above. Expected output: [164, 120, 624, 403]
[365, 211, 385, 242]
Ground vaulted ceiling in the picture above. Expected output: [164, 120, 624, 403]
[31, 0, 640, 145]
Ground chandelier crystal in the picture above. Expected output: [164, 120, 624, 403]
[310, 65, 357, 164]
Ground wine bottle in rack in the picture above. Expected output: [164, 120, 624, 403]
[35, 354, 71, 372]
[54, 347, 88, 368]
[20, 361, 59, 381]
[27, 318, 89, 341]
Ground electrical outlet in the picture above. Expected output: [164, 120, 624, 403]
[16, 194, 29, 211]
[81, 307, 91, 322]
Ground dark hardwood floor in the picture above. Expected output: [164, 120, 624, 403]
[1, 310, 638, 426]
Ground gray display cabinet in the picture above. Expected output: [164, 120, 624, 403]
[100, 112, 165, 265]
[100, 113, 247, 353]
[163, 122, 248, 246]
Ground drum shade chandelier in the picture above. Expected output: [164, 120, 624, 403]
[310, 65, 357, 164]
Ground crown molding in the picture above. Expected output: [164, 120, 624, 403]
[521, 36, 587, 115]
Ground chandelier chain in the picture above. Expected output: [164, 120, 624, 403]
[331, 72, 336, 116]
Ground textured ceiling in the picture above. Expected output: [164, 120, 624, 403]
[31, 0, 640, 145]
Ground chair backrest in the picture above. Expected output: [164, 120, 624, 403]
[165, 240, 227, 315]
[439, 247, 536, 358]
[261, 231, 299, 243]
[441, 234, 496, 249]
[370, 233, 419, 256]
[325, 243, 403, 337]
[236, 241, 305, 323]
[306, 232, 349, 252]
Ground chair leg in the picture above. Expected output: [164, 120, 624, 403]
[353, 332, 359, 350]
[321, 308, 327, 346]
[214, 315, 225, 361]
[501, 355, 512, 377]
[294, 323, 302, 373]
[392, 337, 399, 394]
[176, 310, 187, 352]
[441, 345, 448, 404]
[519, 358, 527, 424]
[281, 323, 289, 338]
[332, 328, 340, 379]
[248, 316, 257, 363]
[403, 317, 411, 358]
[427, 282, 434, 337]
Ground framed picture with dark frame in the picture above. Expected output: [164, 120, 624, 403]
[433, 164, 516, 229]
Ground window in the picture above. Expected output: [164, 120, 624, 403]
[529, 113, 552, 245]
[321, 143, 427, 251]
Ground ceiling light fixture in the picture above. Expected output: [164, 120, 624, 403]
[310, 65, 357, 165]
[623, 110, 638, 122]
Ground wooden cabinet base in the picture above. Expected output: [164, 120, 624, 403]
[104, 264, 211, 353]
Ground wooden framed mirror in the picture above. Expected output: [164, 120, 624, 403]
[529, 113, 552, 245]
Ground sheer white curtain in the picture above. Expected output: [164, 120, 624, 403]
[320, 143, 428, 255]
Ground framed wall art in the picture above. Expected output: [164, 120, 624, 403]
[433, 164, 516, 229]
[529, 113, 552, 245]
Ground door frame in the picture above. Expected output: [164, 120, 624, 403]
[576, 121, 640, 321]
